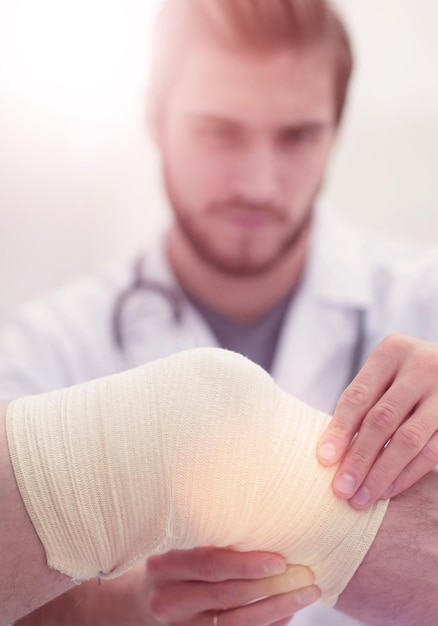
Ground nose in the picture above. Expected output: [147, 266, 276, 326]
[232, 142, 280, 207]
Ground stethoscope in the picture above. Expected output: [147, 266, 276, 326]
[112, 257, 184, 350]
[112, 256, 368, 393]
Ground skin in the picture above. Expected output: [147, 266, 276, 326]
[318, 335, 438, 510]
[14, 552, 319, 626]
[156, 40, 338, 322]
[8, 21, 438, 626]
[0, 397, 318, 626]
[337, 470, 438, 625]
[3, 396, 438, 626]
[0, 403, 75, 625]
[143, 551, 319, 626]
[5, 41, 333, 626]
[148, 37, 438, 623]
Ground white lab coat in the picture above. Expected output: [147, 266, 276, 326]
[2, 206, 438, 625]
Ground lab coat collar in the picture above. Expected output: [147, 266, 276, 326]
[142, 232, 180, 291]
[271, 204, 373, 409]
[138, 208, 372, 410]
[134, 232, 220, 355]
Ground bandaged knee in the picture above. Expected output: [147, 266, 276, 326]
[6, 348, 388, 606]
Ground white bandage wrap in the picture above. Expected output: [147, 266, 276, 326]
[6, 348, 388, 606]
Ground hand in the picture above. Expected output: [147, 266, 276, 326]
[140, 547, 320, 626]
[317, 335, 438, 509]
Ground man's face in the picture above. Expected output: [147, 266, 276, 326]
[157, 40, 338, 276]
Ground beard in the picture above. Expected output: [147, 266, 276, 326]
[163, 160, 317, 278]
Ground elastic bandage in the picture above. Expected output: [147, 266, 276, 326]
[6, 348, 389, 605]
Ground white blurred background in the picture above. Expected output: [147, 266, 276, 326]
[1, 0, 438, 323]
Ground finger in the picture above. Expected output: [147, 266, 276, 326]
[146, 547, 287, 583]
[148, 565, 315, 623]
[348, 402, 438, 508]
[197, 586, 320, 626]
[331, 378, 420, 502]
[381, 431, 438, 499]
[317, 336, 403, 466]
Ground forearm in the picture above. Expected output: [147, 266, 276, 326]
[15, 564, 152, 626]
[0, 403, 74, 626]
[338, 470, 438, 625]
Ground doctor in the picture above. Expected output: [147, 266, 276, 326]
[3, 0, 438, 625]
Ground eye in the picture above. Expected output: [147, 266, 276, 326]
[280, 126, 320, 147]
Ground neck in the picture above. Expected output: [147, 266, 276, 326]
[166, 225, 312, 323]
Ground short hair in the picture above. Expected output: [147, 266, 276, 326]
[150, 0, 353, 124]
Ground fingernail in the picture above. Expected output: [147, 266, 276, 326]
[383, 484, 394, 498]
[318, 442, 337, 462]
[334, 474, 356, 496]
[295, 586, 319, 606]
[288, 567, 314, 589]
[352, 486, 371, 507]
[264, 558, 286, 576]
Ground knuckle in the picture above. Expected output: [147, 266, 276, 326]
[381, 333, 410, 354]
[213, 582, 238, 610]
[341, 382, 370, 409]
[395, 423, 427, 451]
[146, 588, 169, 622]
[237, 557, 259, 579]
[417, 346, 438, 374]
[366, 403, 399, 432]
[145, 553, 166, 577]
[421, 439, 438, 465]
[366, 463, 393, 489]
[392, 468, 414, 494]
[346, 447, 371, 470]
[196, 551, 219, 582]
[327, 422, 353, 440]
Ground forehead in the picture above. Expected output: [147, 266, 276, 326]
[167, 41, 336, 126]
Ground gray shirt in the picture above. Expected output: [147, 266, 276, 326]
[185, 291, 293, 374]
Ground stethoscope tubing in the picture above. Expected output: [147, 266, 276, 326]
[112, 256, 367, 405]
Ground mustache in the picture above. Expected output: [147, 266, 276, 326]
[209, 198, 286, 220]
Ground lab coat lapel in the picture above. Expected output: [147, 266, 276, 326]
[271, 207, 372, 414]
[124, 235, 219, 368]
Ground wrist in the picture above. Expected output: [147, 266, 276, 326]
[15, 565, 149, 626]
